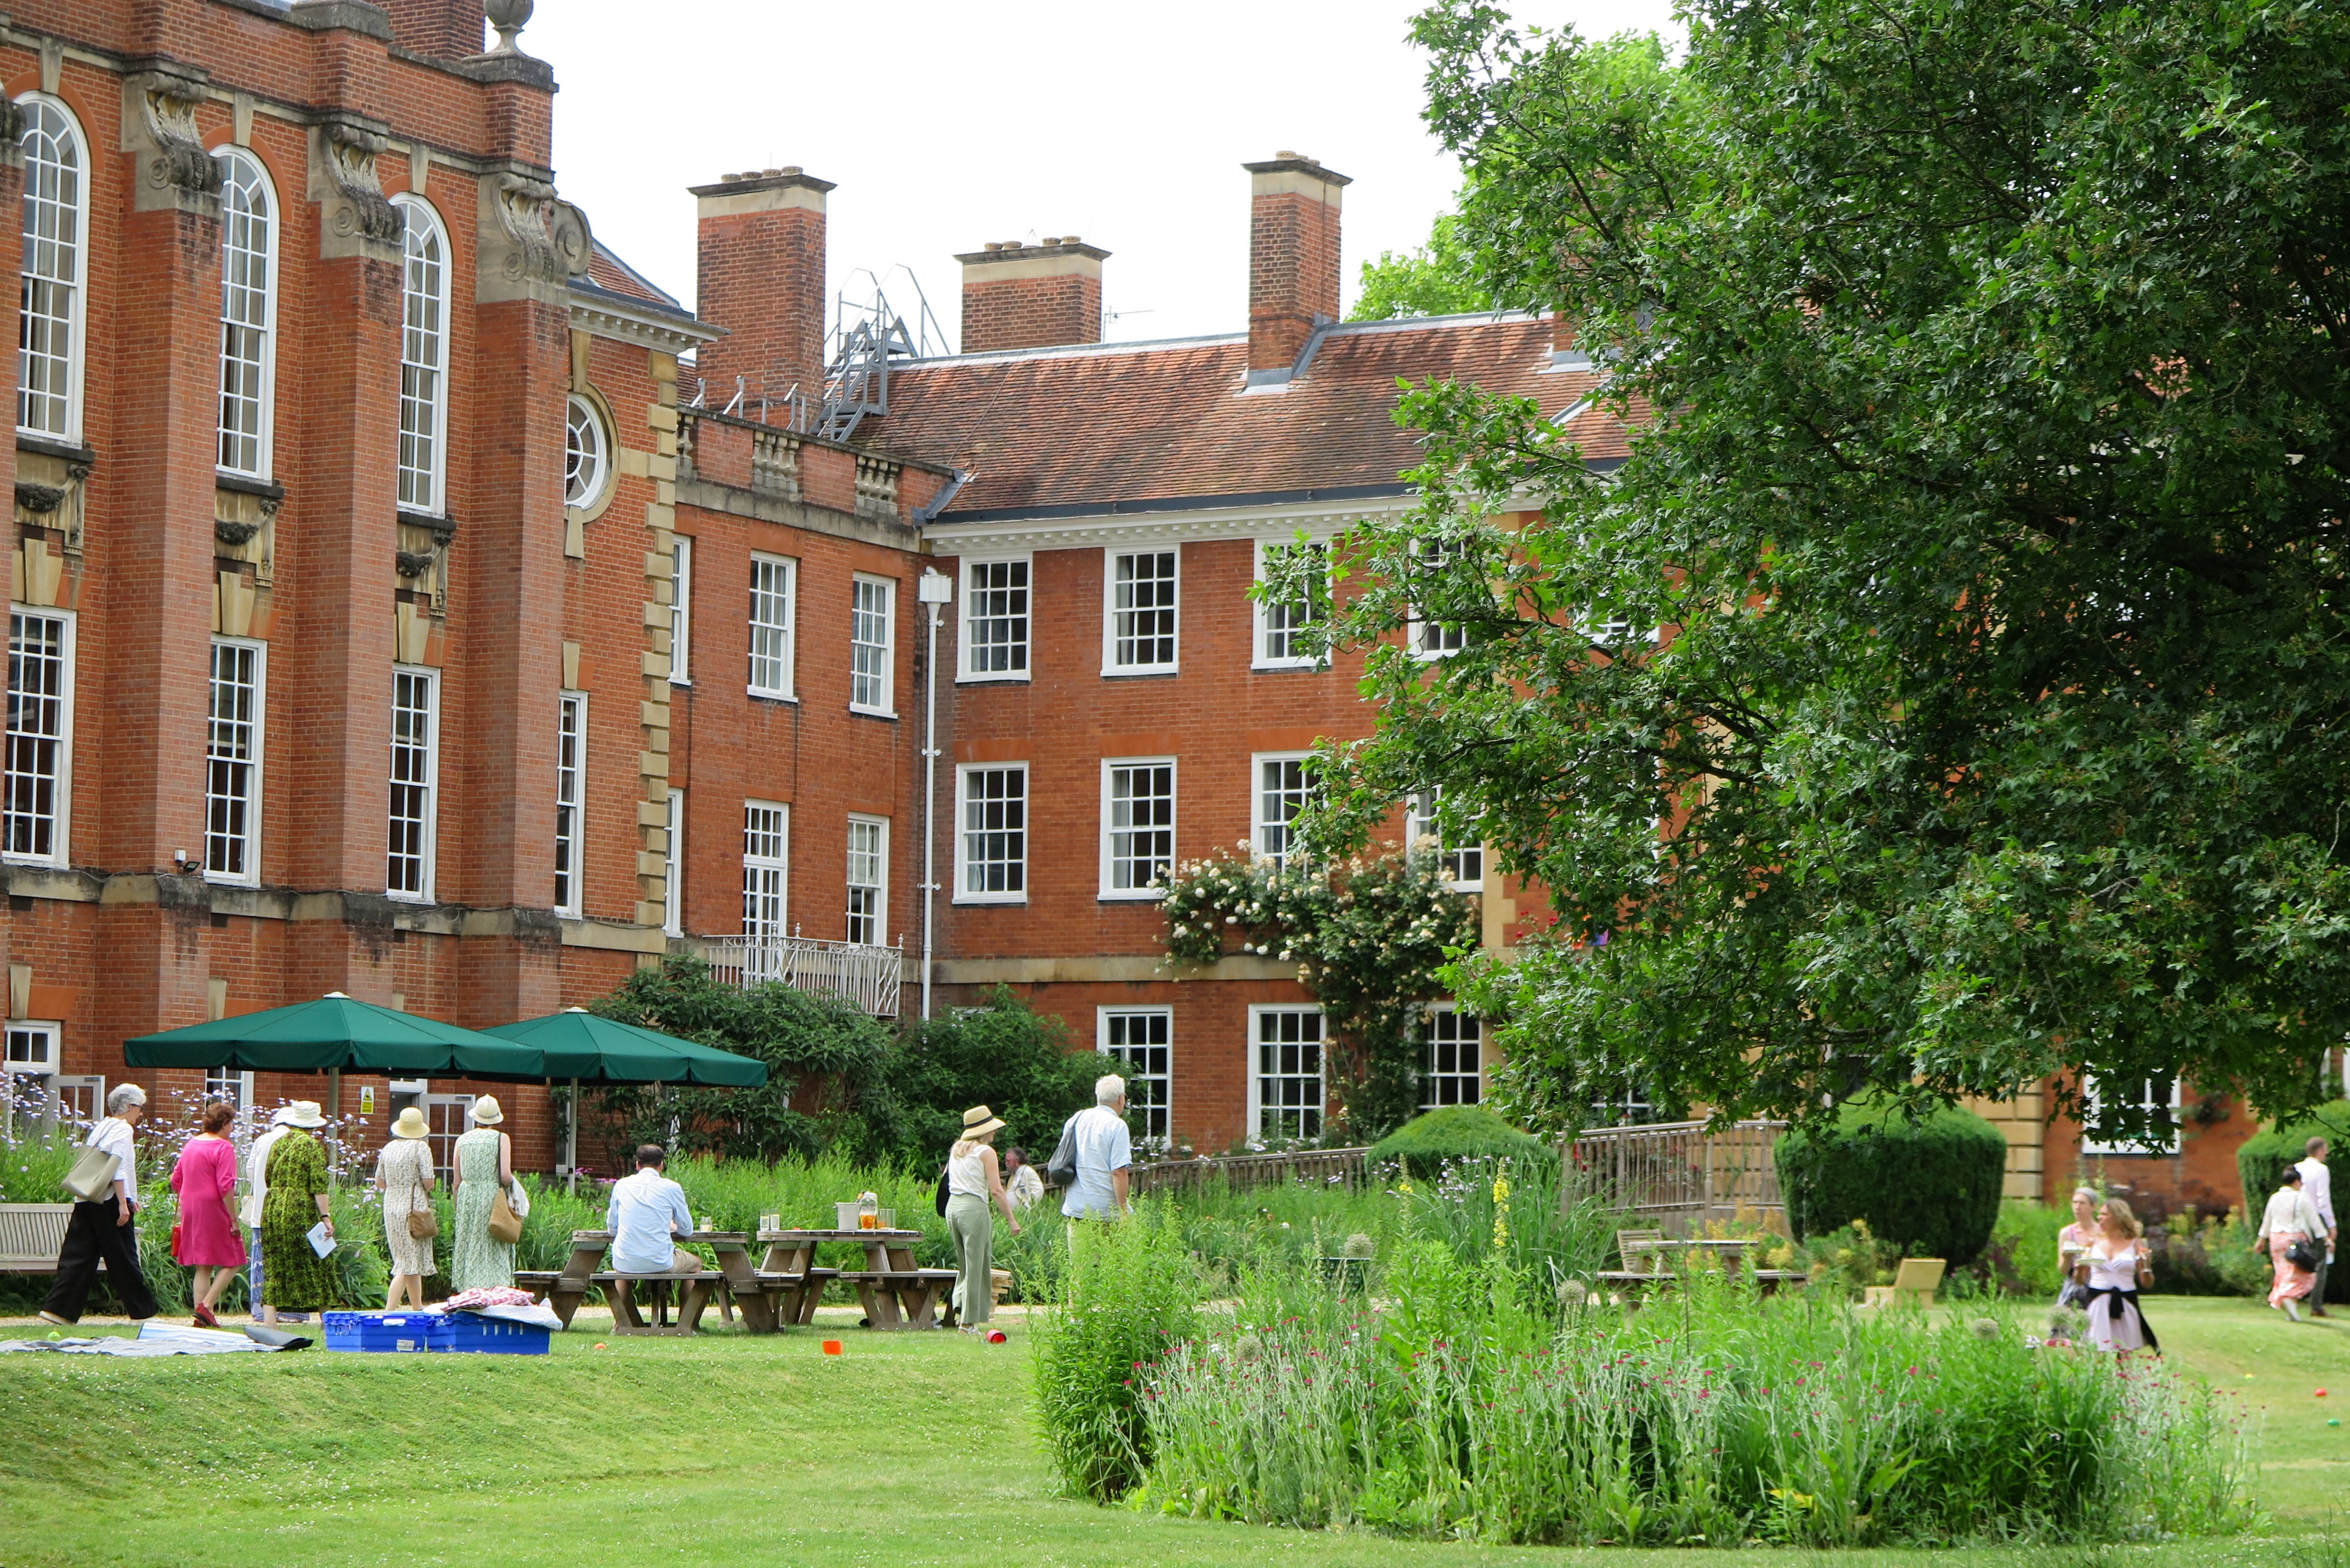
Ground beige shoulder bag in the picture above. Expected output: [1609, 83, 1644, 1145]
[406, 1150, 439, 1241]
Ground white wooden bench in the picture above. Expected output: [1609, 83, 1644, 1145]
[0, 1202, 79, 1274]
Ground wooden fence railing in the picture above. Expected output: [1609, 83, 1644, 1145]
[1129, 1146, 1372, 1197]
[1561, 1119, 1787, 1222]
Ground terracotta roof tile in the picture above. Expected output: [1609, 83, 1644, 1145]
[868, 313, 1630, 521]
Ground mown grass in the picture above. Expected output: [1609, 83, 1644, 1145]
[0, 1298, 2338, 1567]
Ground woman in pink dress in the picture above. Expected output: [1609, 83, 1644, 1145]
[169, 1100, 246, 1326]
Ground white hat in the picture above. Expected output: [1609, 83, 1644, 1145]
[470, 1095, 505, 1126]
[389, 1107, 429, 1140]
[282, 1101, 327, 1129]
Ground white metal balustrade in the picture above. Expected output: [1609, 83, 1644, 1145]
[1562, 1119, 1786, 1223]
[702, 931, 904, 1018]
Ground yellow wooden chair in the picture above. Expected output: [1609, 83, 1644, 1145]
[1862, 1256, 1945, 1308]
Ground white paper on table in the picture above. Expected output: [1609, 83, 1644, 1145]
[305, 1221, 335, 1258]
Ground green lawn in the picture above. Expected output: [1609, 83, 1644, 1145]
[0, 1296, 2341, 1567]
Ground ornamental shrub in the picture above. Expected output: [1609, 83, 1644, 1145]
[2235, 1098, 2349, 1215]
[1775, 1097, 2006, 1267]
[1369, 1105, 1545, 1178]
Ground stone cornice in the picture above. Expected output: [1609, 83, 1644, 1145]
[569, 291, 718, 355]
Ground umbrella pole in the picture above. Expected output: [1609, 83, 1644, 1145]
[567, 1078, 580, 1195]
[327, 1068, 342, 1188]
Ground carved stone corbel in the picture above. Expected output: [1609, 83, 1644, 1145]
[309, 115, 403, 260]
[121, 61, 223, 214]
[476, 169, 592, 305]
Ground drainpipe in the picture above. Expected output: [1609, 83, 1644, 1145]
[915, 568, 955, 1019]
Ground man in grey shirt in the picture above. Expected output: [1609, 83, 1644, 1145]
[1059, 1075, 1134, 1220]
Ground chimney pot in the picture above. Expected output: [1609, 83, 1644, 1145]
[1276, 149, 1301, 160]
[1041, 236, 1062, 247]
[1243, 153, 1352, 378]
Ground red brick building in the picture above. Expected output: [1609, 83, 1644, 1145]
[4, 1, 2273, 1195]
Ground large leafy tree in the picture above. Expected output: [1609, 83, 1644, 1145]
[1304, 0, 2350, 1142]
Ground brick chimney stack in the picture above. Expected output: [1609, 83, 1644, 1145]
[379, 0, 487, 58]
[1243, 151, 1351, 385]
[956, 237, 1110, 354]
[690, 167, 836, 412]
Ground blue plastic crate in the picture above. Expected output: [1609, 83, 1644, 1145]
[442, 1312, 551, 1355]
[322, 1312, 453, 1354]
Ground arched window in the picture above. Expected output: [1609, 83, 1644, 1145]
[216, 149, 277, 478]
[564, 394, 608, 508]
[393, 195, 449, 515]
[16, 95, 86, 441]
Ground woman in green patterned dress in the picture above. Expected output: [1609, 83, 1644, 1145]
[449, 1096, 516, 1291]
[258, 1101, 337, 1322]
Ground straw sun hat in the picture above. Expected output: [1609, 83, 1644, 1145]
[389, 1107, 429, 1140]
[959, 1105, 1005, 1141]
[470, 1095, 505, 1126]
[282, 1101, 327, 1128]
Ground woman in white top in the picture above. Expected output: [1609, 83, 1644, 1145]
[943, 1105, 1022, 1332]
[2075, 1198, 2158, 1353]
[2257, 1165, 2326, 1321]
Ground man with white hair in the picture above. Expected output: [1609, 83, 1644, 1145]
[39, 1083, 158, 1325]
[1058, 1073, 1134, 1221]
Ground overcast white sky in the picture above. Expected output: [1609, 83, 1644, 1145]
[527, 0, 1681, 350]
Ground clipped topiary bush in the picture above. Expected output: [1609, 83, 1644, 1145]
[1776, 1098, 2007, 1267]
[2236, 1099, 2349, 1215]
[1370, 1105, 1546, 1178]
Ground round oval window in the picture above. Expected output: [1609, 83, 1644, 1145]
[565, 395, 609, 508]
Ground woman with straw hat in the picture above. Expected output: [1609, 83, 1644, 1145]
[943, 1106, 1022, 1332]
[257, 1102, 335, 1325]
[449, 1096, 516, 1292]
[374, 1106, 437, 1309]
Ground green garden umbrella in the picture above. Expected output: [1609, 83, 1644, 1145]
[482, 1008, 767, 1184]
[124, 992, 547, 1079]
[481, 1008, 769, 1088]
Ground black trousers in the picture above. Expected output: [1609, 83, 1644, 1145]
[41, 1199, 158, 1323]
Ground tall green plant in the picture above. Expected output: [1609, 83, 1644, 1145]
[1032, 1204, 1200, 1502]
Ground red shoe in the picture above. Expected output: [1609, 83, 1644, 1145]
[192, 1304, 218, 1328]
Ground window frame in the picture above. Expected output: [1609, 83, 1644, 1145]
[741, 799, 790, 938]
[1097, 1006, 1173, 1149]
[1247, 1004, 1326, 1144]
[1251, 751, 1313, 873]
[1101, 548, 1180, 676]
[2081, 1074, 2183, 1156]
[669, 535, 693, 686]
[849, 573, 896, 717]
[553, 689, 585, 917]
[1100, 756, 1176, 900]
[564, 392, 611, 512]
[385, 665, 440, 903]
[663, 786, 685, 936]
[1, 1020, 62, 1140]
[746, 551, 798, 701]
[1408, 786, 1484, 893]
[1252, 537, 1328, 670]
[954, 762, 1028, 905]
[959, 554, 1033, 683]
[1409, 537, 1470, 659]
[1421, 1003, 1483, 1111]
[203, 636, 267, 887]
[3, 605, 75, 869]
[214, 146, 278, 480]
[15, 93, 88, 443]
[846, 812, 889, 946]
[390, 194, 451, 518]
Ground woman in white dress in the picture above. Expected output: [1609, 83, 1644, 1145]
[374, 1106, 437, 1309]
[2076, 1198, 2158, 1353]
[2256, 1165, 2326, 1321]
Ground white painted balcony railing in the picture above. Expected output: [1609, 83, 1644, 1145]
[1562, 1119, 1787, 1222]
[702, 931, 903, 1018]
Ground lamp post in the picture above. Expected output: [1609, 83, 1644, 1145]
[916, 569, 954, 1019]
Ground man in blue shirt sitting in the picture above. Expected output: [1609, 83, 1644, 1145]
[606, 1143, 700, 1275]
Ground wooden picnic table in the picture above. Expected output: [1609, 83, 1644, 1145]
[516, 1230, 773, 1335]
[1595, 1235, 1805, 1297]
[755, 1228, 957, 1331]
